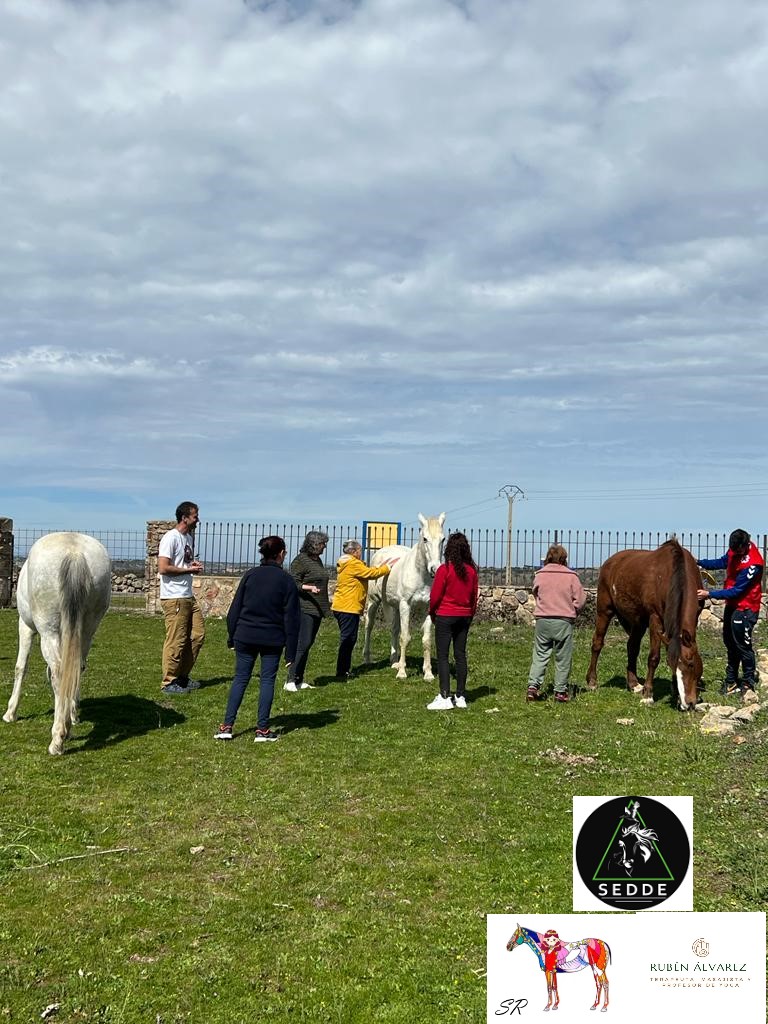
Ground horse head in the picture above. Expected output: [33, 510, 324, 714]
[506, 925, 524, 951]
[664, 543, 703, 711]
[417, 512, 446, 577]
[668, 626, 703, 711]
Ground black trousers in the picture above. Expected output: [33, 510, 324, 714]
[434, 615, 471, 698]
[333, 611, 360, 677]
[287, 612, 322, 683]
[723, 606, 758, 685]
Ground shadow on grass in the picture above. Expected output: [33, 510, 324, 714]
[193, 676, 231, 688]
[240, 709, 341, 738]
[71, 695, 185, 752]
[464, 684, 499, 704]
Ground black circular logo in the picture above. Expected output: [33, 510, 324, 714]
[575, 796, 690, 909]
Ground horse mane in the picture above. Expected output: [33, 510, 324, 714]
[661, 540, 685, 669]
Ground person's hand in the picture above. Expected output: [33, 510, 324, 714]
[189, 560, 204, 574]
[308, 585, 320, 594]
[697, 588, 710, 600]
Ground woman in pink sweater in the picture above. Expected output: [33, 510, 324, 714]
[527, 544, 586, 704]
[427, 532, 479, 710]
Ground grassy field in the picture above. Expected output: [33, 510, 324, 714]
[0, 610, 766, 1023]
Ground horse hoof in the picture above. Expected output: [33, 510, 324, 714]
[424, 673, 434, 683]
[396, 671, 407, 680]
[2, 712, 15, 723]
[631, 684, 643, 693]
[48, 744, 63, 756]
[640, 697, 654, 705]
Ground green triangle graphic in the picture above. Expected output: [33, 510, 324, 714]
[591, 808, 675, 881]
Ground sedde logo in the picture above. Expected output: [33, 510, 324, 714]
[574, 796, 691, 910]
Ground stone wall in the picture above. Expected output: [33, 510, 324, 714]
[145, 520, 176, 615]
[166, 574, 767, 631]
[0, 518, 12, 608]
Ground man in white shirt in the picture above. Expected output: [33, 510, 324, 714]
[158, 501, 205, 694]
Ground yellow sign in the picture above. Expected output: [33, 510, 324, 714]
[363, 521, 401, 552]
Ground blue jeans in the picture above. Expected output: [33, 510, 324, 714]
[224, 642, 282, 730]
[333, 611, 360, 677]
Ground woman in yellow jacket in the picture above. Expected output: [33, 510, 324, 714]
[331, 540, 391, 679]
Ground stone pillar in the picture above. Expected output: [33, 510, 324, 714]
[0, 518, 12, 608]
[146, 520, 175, 615]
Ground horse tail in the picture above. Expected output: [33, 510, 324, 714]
[58, 551, 91, 723]
[663, 540, 685, 670]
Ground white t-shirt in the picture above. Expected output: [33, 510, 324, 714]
[158, 528, 195, 599]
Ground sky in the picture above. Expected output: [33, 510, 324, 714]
[1, 0, 767, 538]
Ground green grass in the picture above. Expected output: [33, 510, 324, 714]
[0, 611, 766, 1023]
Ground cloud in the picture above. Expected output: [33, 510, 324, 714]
[1, 0, 767, 530]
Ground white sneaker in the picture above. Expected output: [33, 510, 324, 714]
[283, 681, 299, 692]
[297, 681, 315, 690]
[453, 695, 467, 709]
[426, 695, 454, 710]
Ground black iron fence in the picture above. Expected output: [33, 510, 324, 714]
[12, 523, 766, 592]
[186, 523, 767, 587]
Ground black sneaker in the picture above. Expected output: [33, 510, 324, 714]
[527, 686, 546, 702]
[254, 728, 279, 743]
[719, 679, 739, 698]
[554, 691, 570, 703]
[161, 682, 190, 694]
[213, 723, 233, 741]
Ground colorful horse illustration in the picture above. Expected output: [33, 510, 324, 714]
[3, 532, 111, 754]
[506, 924, 611, 1012]
[585, 538, 703, 709]
[362, 513, 446, 680]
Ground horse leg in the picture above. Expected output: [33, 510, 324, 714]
[626, 624, 645, 693]
[3, 619, 35, 723]
[590, 965, 600, 1010]
[586, 604, 613, 690]
[40, 633, 68, 756]
[420, 614, 434, 682]
[390, 604, 401, 666]
[641, 614, 662, 704]
[362, 596, 379, 664]
[394, 601, 411, 679]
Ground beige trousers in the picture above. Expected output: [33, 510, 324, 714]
[161, 597, 205, 685]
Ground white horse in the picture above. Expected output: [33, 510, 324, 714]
[362, 513, 446, 680]
[4, 533, 112, 755]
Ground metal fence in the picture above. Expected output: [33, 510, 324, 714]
[194, 523, 766, 587]
[12, 528, 146, 610]
[12, 524, 766, 594]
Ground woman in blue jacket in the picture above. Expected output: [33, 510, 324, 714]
[214, 536, 300, 743]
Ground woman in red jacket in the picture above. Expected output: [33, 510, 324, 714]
[427, 532, 478, 710]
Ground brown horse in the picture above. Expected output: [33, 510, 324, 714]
[585, 539, 703, 709]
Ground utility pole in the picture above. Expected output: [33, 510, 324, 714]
[499, 485, 524, 585]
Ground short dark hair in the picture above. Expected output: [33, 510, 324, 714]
[729, 529, 750, 552]
[259, 535, 286, 562]
[175, 501, 198, 523]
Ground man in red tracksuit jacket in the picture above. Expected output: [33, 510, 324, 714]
[697, 528, 764, 698]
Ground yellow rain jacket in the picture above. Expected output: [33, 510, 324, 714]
[331, 555, 391, 615]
